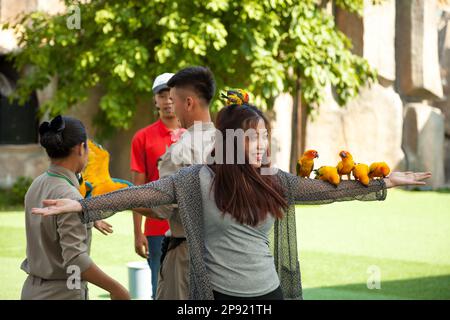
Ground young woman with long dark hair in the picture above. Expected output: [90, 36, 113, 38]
[31, 96, 431, 300]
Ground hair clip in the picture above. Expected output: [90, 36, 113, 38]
[38, 121, 51, 136]
[39, 115, 65, 136]
[50, 115, 65, 133]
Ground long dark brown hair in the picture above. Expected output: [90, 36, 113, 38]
[209, 104, 288, 226]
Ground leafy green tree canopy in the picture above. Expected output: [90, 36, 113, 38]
[3, 0, 376, 137]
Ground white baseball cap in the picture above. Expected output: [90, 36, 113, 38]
[152, 72, 174, 94]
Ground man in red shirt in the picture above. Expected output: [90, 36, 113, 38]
[130, 73, 185, 299]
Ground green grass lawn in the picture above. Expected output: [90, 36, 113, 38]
[0, 189, 449, 300]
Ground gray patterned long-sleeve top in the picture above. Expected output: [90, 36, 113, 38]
[78, 164, 387, 300]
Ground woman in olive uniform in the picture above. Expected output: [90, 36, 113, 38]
[20, 115, 129, 300]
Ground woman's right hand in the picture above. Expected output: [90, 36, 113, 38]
[31, 198, 82, 216]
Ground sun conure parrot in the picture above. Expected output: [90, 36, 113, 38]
[352, 163, 370, 187]
[313, 166, 340, 187]
[296, 149, 319, 178]
[79, 139, 133, 197]
[369, 162, 391, 179]
[336, 150, 355, 180]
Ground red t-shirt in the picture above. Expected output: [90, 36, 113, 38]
[130, 119, 178, 236]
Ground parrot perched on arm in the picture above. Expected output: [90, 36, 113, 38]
[296, 149, 319, 178]
[313, 166, 340, 187]
[336, 150, 355, 180]
[352, 163, 370, 187]
[369, 162, 391, 179]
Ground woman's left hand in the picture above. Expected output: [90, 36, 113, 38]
[94, 220, 113, 235]
[383, 171, 432, 188]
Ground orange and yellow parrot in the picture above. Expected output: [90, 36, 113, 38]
[336, 150, 355, 180]
[369, 162, 390, 179]
[352, 163, 370, 187]
[79, 140, 131, 197]
[313, 166, 340, 187]
[296, 149, 319, 178]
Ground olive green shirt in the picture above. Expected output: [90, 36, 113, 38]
[21, 164, 93, 280]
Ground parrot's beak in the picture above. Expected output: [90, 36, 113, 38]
[340, 152, 346, 158]
[315, 154, 319, 159]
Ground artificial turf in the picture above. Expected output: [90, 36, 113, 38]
[0, 189, 449, 300]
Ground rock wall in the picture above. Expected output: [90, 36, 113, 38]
[305, 83, 405, 172]
[403, 103, 445, 189]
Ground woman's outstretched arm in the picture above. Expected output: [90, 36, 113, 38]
[32, 176, 177, 223]
[278, 170, 432, 205]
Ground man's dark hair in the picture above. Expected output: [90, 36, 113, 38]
[167, 66, 216, 104]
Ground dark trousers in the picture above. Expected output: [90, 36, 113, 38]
[213, 286, 284, 300]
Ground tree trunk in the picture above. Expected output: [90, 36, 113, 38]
[289, 76, 307, 173]
[289, 77, 304, 173]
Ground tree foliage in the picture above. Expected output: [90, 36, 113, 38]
[3, 0, 376, 138]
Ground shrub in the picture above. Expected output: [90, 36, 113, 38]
[0, 176, 33, 209]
